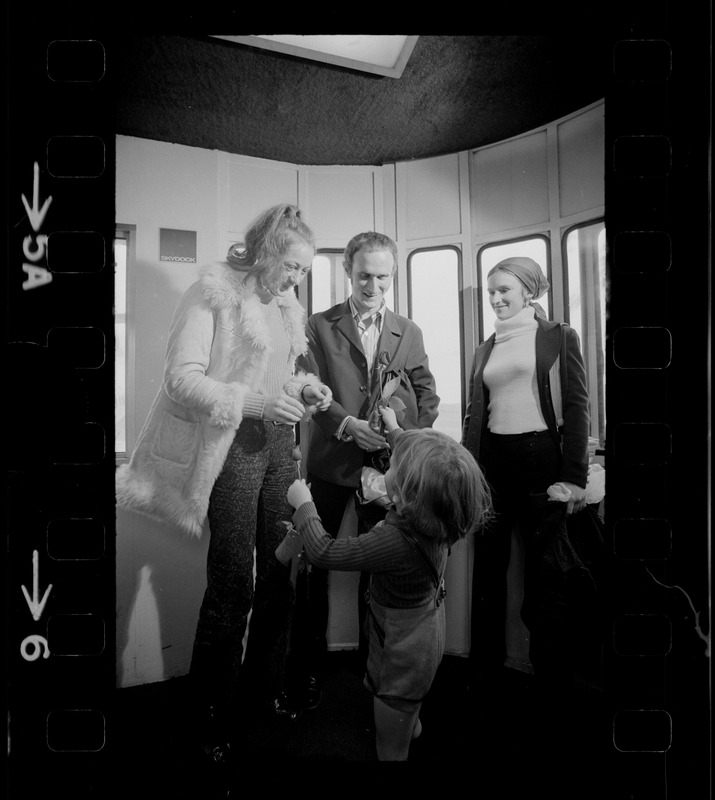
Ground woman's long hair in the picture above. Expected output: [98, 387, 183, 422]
[226, 204, 315, 272]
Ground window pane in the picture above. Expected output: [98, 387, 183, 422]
[384, 284, 394, 311]
[409, 248, 461, 441]
[311, 254, 333, 313]
[478, 238, 549, 339]
[114, 237, 127, 454]
[566, 233, 583, 339]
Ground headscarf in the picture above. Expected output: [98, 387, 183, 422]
[489, 256, 550, 319]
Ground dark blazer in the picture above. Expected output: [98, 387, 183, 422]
[461, 317, 590, 488]
[297, 300, 439, 487]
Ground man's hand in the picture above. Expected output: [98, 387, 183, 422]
[302, 383, 332, 410]
[345, 418, 387, 452]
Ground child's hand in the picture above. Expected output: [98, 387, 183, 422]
[379, 404, 399, 432]
[275, 523, 303, 566]
[287, 479, 313, 509]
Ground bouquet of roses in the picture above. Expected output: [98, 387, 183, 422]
[356, 352, 408, 506]
[366, 351, 407, 435]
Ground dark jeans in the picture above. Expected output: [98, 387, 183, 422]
[471, 429, 574, 690]
[289, 473, 386, 687]
[190, 420, 296, 716]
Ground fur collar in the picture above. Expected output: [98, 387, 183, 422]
[199, 261, 308, 358]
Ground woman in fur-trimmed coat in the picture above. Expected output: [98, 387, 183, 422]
[116, 205, 332, 759]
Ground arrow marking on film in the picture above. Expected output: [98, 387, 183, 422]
[21, 162, 53, 232]
[21, 550, 53, 622]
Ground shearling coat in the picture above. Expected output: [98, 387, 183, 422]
[116, 262, 322, 538]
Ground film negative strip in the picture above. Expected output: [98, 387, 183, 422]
[604, 9, 711, 800]
[4, 10, 710, 799]
[6, 29, 116, 794]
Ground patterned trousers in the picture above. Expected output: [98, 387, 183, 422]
[190, 420, 297, 711]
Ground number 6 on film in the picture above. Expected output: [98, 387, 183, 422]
[20, 634, 50, 661]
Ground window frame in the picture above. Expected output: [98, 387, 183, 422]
[561, 217, 606, 445]
[406, 244, 465, 439]
[306, 248, 348, 315]
[115, 224, 136, 462]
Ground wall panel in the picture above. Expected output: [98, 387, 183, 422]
[557, 104, 605, 217]
[304, 168, 378, 244]
[471, 131, 549, 235]
[116, 136, 221, 687]
[404, 153, 462, 240]
[226, 159, 299, 241]
[116, 137, 220, 435]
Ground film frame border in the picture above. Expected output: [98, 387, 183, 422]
[4, 11, 711, 798]
[5, 28, 117, 794]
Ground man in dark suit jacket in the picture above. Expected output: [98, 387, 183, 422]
[290, 231, 439, 710]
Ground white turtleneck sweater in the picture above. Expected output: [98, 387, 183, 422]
[482, 305, 547, 435]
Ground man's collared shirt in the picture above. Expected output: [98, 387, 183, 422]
[337, 297, 386, 441]
[349, 295, 385, 386]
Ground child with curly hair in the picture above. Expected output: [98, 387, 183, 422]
[286, 406, 492, 760]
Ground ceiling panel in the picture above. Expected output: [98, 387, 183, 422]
[113, 34, 609, 166]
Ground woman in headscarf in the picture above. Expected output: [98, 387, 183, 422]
[462, 256, 590, 707]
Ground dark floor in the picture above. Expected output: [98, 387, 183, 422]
[102, 650, 633, 798]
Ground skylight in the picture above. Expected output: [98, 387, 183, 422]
[209, 35, 418, 78]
